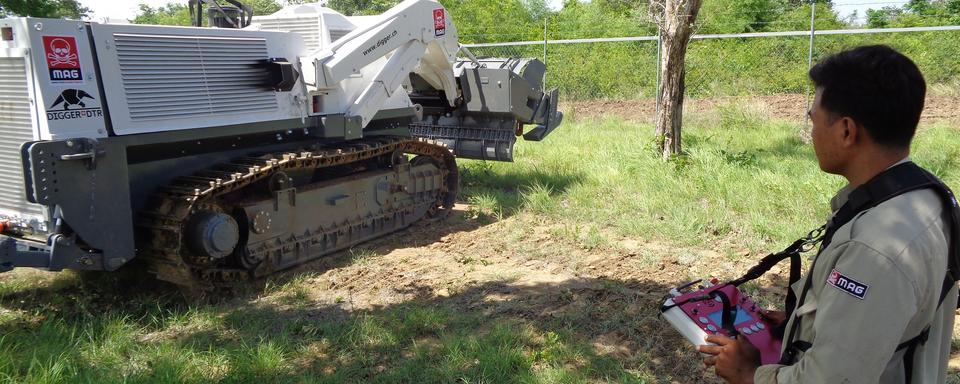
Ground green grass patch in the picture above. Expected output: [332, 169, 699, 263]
[0, 289, 654, 383]
[462, 105, 960, 254]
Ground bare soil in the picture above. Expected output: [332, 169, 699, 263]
[564, 94, 960, 125]
[269, 207, 734, 382]
[258, 206, 960, 382]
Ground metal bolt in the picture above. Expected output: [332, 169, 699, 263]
[33, 23, 42, 31]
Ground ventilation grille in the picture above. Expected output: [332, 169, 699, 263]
[329, 29, 350, 43]
[0, 57, 43, 219]
[257, 18, 321, 52]
[114, 33, 277, 121]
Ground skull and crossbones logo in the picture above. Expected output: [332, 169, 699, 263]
[46, 38, 78, 67]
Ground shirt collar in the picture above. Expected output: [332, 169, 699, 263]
[829, 157, 912, 212]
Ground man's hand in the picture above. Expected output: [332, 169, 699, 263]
[699, 334, 762, 384]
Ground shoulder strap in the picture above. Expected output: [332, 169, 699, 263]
[729, 230, 823, 339]
[781, 162, 960, 367]
[825, 162, 940, 250]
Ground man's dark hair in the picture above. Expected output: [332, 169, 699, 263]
[809, 45, 926, 149]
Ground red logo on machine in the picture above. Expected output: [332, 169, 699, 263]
[42, 36, 83, 84]
[433, 9, 446, 37]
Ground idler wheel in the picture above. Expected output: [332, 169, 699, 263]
[187, 212, 240, 261]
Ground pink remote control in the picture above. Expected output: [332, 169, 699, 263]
[661, 280, 783, 365]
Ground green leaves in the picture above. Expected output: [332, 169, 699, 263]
[0, 0, 89, 19]
[132, 0, 285, 26]
[866, 0, 960, 28]
[133, 3, 192, 26]
[327, 0, 400, 16]
[442, 0, 547, 43]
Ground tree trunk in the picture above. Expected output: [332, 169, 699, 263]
[653, 0, 702, 159]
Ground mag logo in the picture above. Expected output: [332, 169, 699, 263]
[43, 36, 83, 84]
[433, 9, 446, 37]
[827, 269, 869, 300]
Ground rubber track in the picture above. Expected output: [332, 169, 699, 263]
[136, 137, 457, 293]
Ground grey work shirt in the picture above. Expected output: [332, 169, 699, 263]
[755, 171, 958, 383]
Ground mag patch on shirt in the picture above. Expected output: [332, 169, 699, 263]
[827, 269, 869, 300]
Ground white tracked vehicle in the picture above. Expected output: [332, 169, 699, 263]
[0, 0, 562, 292]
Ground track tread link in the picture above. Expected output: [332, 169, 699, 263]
[136, 137, 458, 293]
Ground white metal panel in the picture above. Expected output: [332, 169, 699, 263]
[256, 17, 322, 52]
[13, 18, 109, 141]
[252, 4, 358, 51]
[0, 56, 46, 224]
[113, 33, 277, 120]
[91, 23, 307, 135]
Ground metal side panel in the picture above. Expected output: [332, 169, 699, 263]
[255, 17, 322, 52]
[0, 56, 48, 231]
[14, 18, 109, 141]
[90, 23, 308, 135]
[26, 138, 134, 270]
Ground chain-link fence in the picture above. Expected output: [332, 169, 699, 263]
[463, 24, 960, 122]
[467, 39, 661, 100]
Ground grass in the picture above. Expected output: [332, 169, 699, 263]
[463, 103, 827, 252]
[930, 79, 960, 97]
[461, 101, 960, 253]
[0, 272, 653, 383]
[2, 102, 960, 383]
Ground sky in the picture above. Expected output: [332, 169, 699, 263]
[84, 0, 910, 25]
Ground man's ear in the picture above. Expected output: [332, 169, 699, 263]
[838, 117, 859, 148]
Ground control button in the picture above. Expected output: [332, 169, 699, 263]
[750, 324, 761, 332]
[699, 317, 709, 324]
[756, 323, 765, 330]
[714, 296, 722, 303]
[707, 325, 717, 332]
[741, 327, 753, 335]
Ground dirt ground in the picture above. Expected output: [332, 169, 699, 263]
[267, 207, 736, 382]
[260, 205, 960, 382]
[564, 94, 960, 124]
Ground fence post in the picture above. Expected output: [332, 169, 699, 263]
[804, 1, 816, 131]
[543, 18, 548, 65]
[543, 17, 548, 88]
[655, 28, 662, 123]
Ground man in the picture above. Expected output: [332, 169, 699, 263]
[699, 45, 957, 383]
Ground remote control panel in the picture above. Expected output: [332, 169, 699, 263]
[661, 280, 783, 365]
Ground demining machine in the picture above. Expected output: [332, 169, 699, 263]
[0, 0, 562, 292]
